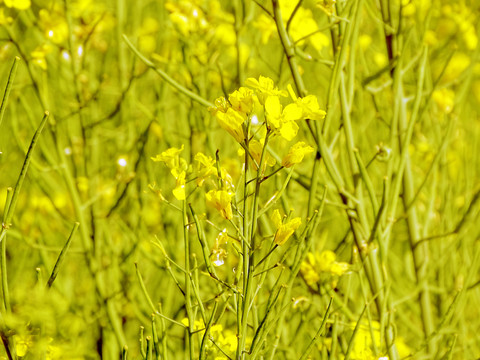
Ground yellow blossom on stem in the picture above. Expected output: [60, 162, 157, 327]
[208, 96, 229, 116]
[194, 152, 217, 186]
[282, 142, 314, 168]
[299, 250, 349, 286]
[249, 139, 276, 171]
[271, 209, 301, 245]
[171, 168, 186, 200]
[151, 145, 188, 200]
[287, 84, 326, 120]
[245, 76, 288, 105]
[151, 145, 186, 170]
[215, 108, 246, 143]
[228, 87, 254, 114]
[264, 95, 302, 141]
[206, 189, 234, 220]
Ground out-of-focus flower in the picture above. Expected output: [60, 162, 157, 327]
[0, 8, 13, 24]
[151, 145, 188, 200]
[14, 335, 33, 357]
[165, 1, 208, 37]
[206, 189, 234, 220]
[271, 209, 301, 245]
[31, 44, 53, 70]
[4, 0, 30, 10]
[432, 87, 455, 113]
[136, 17, 159, 54]
[300, 250, 349, 286]
[254, 1, 329, 52]
[282, 142, 314, 168]
[39, 8, 69, 44]
[440, 52, 471, 83]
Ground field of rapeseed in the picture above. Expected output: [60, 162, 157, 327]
[0, 0, 479, 359]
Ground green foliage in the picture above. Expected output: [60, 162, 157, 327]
[0, 0, 479, 359]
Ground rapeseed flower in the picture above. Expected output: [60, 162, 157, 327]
[151, 145, 188, 200]
[248, 139, 276, 172]
[215, 108, 246, 143]
[171, 168, 186, 200]
[282, 141, 314, 168]
[228, 87, 254, 114]
[4, 0, 30, 10]
[38, 8, 69, 44]
[31, 44, 53, 70]
[300, 250, 349, 287]
[245, 76, 288, 105]
[271, 209, 301, 245]
[264, 95, 302, 141]
[151, 145, 187, 170]
[195, 152, 217, 186]
[287, 84, 326, 121]
[206, 189, 234, 220]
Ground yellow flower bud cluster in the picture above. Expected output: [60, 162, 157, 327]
[300, 250, 349, 287]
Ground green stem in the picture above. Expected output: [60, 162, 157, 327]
[183, 200, 195, 359]
[0, 57, 20, 129]
[122, 35, 213, 108]
[271, 0, 307, 97]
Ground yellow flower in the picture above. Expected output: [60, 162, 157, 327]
[282, 141, 314, 168]
[299, 250, 349, 286]
[253, 14, 276, 44]
[14, 335, 33, 357]
[271, 209, 301, 245]
[152, 146, 188, 200]
[287, 84, 326, 120]
[0, 8, 13, 24]
[211, 229, 228, 266]
[165, 1, 208, 37]
[432, 88, 455, 114]
[171, 168, 186, 200]
[245, 76, 288, 105]
[215, 108, 246, 143]
[287, 5, 329, 52]
[249, 139, 276, 171]
[31, 44, 53, 70]
[151, 145, 186, 170]
[206, 189, 234, 220]
[136, 17, 159, 54]
[208, 96, 229, 116]
[39, 8, 69, 44]
[264, 95, 302, 141]
[228, 87, 254, 114]
[4, 0, 30, 10]
[253, 2, 329, 52]
[195, 152, 217, 186]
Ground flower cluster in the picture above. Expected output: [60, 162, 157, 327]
[151, 145, 188, 200]
[300, 250, 349, 287]
[210, 75, 324, 144]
